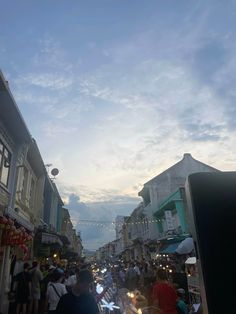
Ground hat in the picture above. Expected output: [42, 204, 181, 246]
[177, 288, 185, 295]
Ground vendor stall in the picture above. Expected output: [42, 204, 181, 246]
[185, 257, 201, 313]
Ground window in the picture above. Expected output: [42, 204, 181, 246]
[0, 140, 11, 187]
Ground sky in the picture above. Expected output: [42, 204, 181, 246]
[1, 0, 236, 250]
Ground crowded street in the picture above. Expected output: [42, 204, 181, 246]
[1, 1, 236, 313]
[7, 257, 198, 314]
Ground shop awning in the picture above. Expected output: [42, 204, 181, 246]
[6, 206, 34, 232]
[41, 232, 63, 246]
[159, 242, 181, 254]
[175, 237, 194, 255]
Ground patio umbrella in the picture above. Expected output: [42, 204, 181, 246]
[175, 237, 194, 254]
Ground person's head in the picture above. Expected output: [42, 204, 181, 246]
[76, 269, 93, 292]
[156, 268, 168, 281]
[32, 261, 38, 268]
[23, 262, 30, 272]
[177, 288, 185, 300]
[51, 269, 64, 283]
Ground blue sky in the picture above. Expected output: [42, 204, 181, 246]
[1, 0, 236, 250]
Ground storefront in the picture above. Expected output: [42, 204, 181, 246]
[0, 213, 34, 313]
[34, 229, 63, 264]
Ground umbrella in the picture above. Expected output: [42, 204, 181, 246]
[175, 237, 194, 254]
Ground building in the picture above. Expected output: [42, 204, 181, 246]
[0, 70, 83, 312]
[138, 153, 219, 244]
[0, 71, 46, 313]
[43, 176, 64, 232]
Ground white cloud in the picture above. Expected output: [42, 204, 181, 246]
[42, 122, 78, 137]
[17, 72, 73, 90]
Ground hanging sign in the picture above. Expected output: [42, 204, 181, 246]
[164, 210, 174, 231]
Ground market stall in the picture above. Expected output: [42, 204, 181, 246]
[185, 257, 201, 313]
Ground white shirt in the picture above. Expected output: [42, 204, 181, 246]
[134, 265, 141, 276]
[64, 274, 77, 286]
[46, 282, 67, 310]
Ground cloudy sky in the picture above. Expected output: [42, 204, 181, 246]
[1, 0, 236, 250]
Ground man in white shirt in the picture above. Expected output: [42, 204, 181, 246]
[45, 269, 67, 313]
[134, 263, 141, 276]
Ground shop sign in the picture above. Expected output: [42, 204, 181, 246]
[165, 210, 174, 230]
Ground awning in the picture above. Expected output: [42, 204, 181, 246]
[175, 237, 194, 255]
[159, 242, 181, 254]
[41, 232, 63, 246]
[185, 257, 196, 264]
[6, 206, 34, 232]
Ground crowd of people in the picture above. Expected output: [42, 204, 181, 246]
[9, 261, 98, 314]
[8, 258, 200, 314]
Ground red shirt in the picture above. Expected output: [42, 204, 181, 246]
[152, 282, 178, 314]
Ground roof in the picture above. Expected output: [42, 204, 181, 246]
[0, 70, 31, 143]
[139, 153, 220, 197]
[27, 139, 46, 176]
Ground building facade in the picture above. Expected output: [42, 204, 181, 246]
[138, 153, 219, 242]
[0, 70, 83, 312]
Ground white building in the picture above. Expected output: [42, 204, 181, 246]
[0, 71, 46, 313]
[138, 153, 219, 241]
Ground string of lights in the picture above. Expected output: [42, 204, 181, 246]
[77, 218, 162, 227]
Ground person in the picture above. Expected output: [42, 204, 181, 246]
[118, 267, 126, 288]
[104, 268, 113, 287]
[125, 263, 137, 291]
[14, 262, 32, 314]
[28, 261, 43, 314]
[141, 262, 154, 302]
[64, 269, 78, 288]
[172, 265, 189, 303]
[45, 269, 67, 313]
[176, 288, 188, 314]
[56, 269, 99, 314]
[152, 268, 178, 314]
[134, 262, 141, 288]
[39, 265, 55, 314]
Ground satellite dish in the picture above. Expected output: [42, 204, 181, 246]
[51, 168, 59, 177]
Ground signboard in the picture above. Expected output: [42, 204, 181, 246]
[164, 210, 174, 230]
